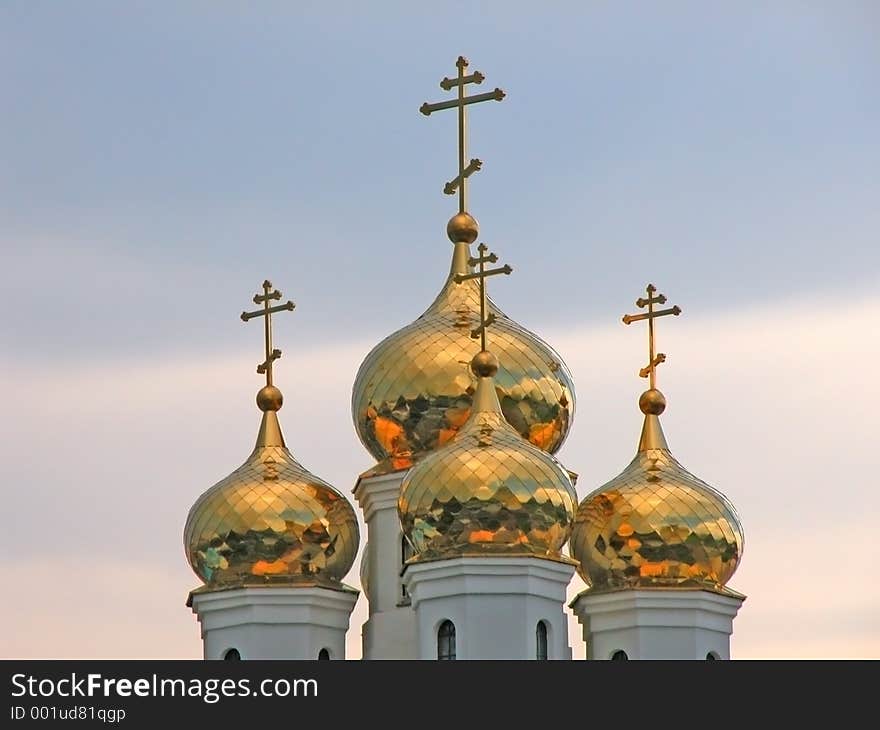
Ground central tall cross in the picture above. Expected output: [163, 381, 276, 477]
[240, 279, 295, 386]
[454, 244, 512, 350]
[420, 55, 505, 213]
[622, 284, 682, 389]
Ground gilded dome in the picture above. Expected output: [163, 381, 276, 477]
[353, 240, 575, 475]
[570, 389, 744, 591]
[399, 353, 577, 561]
[184, 404, 359, 587]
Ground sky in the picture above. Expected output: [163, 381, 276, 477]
[1, 1, 878, 659]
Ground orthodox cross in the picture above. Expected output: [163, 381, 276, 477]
[622, 284, 682, 389]
[420, 55, 505, 213]
[454, 244, 512, 350]
[240, 279, 295, 386]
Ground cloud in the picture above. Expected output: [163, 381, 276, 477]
[0, 557, 199, 659]
[1, 288, 877, 658]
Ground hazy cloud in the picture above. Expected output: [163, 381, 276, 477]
[2, 287, 877, 658]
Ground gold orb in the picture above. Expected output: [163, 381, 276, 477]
[256, 385, 283, 412]
[446, 212, 479, 243]
[638, 388, 666, 415]
[570, 448, 744, 590]
[471, 350, 499, 378]
[185, 444, 359, 587]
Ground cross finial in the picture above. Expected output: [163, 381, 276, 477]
[622, 284, 682, 389]
[453, 243, 512, 351]
[420, 55, 505, 214]
[240, 279, 295, 386]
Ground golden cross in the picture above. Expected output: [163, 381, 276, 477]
[240, 279, 295, 386]
[420, 55, 505, 214]
[454, 243, 512, 350]
[622, 284, 682, 389]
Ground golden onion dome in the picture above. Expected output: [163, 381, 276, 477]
[399, 350, 578, 561]
[570, 388, 744, 591]
[352, 214, 575, 476]
[184, 385, 360, 587]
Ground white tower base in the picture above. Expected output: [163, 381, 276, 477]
[188, 584, 359, 660]
[570, 587, 745, 660]
[354, 470, 418, 659]
[402, 556, 576, 660]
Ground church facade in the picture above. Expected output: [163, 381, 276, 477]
[183, 57, 745, 661]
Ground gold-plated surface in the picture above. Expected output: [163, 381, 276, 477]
[571, 285, 743, 591]
[420, 89, 506, 116]
[569, 414, 744, 590]
[622, 283, 681, 389]
[420, 55, 505, 212]
[351, 242, 575, 473]
[354, 57, 570, 473]
[447, 211, 479, 243]
[458, 242, 511, 350]
[240, 280, 295, 386]
[256, 384, 283, 412]
[471, 349, 499, 378]
[399, 366, 577, 561]
[185, 424, 360, 586]
[185, 281, 359, 587]
[399, 249, 576, 561]
[444, 158, 482, 196]
[440, 70, 484, 90]
[638, 387, 666, 416]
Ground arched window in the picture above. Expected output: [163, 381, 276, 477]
[401, 535, 413, 600]
[318, 648, 330, 660]
[536, 621, 549, 660]
[706, 651, 720, 660]
[610, 649, 628, 661]
[437, 620, 456, 660]
[223, 648, 241, 661]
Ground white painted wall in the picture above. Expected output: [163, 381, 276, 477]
[354, 471, 417, 658]
[571, 588, 745, 660]
[190, 585, 359, 660]
[403, 556, 576, 660]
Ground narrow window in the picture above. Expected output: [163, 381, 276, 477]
[401, 534, 413, 599]
[536, 621, 549, 660]
[318, 648, 330, 660]
[223, 648, 241, 660]
[437, 620, 456, 660]
[610, 649, 628, 661]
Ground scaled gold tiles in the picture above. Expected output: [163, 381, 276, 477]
[570, 444, 743, 590]
[399, 376, 577, 561]
[185, 436, 359, 587]
[571, 285, 745, 592]
[185, 280, 360, 589]
[352, 242, 575, 474]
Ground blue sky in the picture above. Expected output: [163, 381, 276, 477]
[3, 1, 878, 358]
[1, 2, 878, 658]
